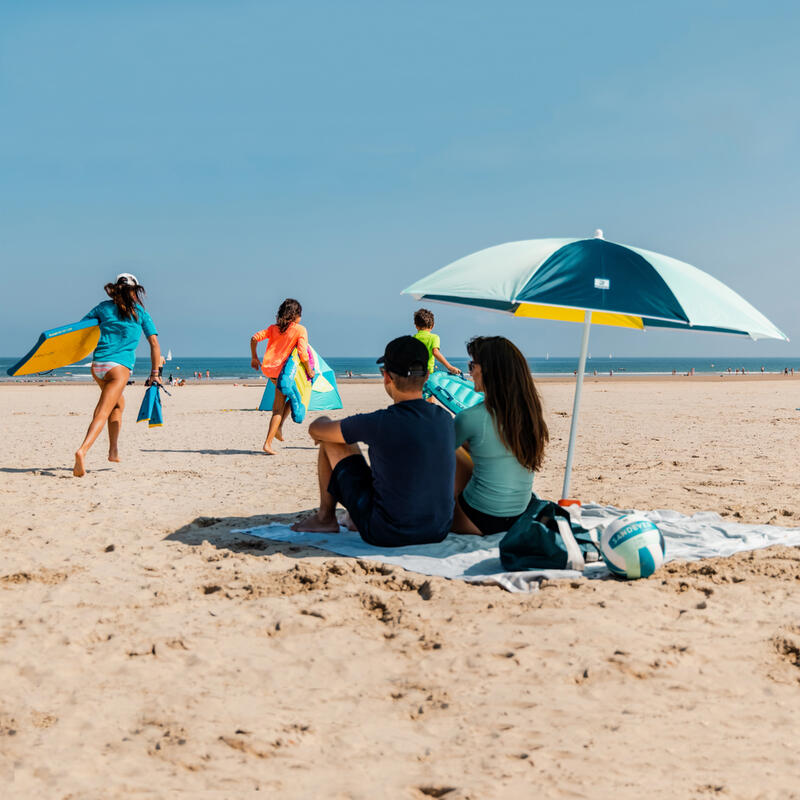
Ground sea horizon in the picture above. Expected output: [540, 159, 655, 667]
[2, 354, 798, 382]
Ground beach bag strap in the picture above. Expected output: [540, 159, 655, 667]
[555, 516, 585, 571]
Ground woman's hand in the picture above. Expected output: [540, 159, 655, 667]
[306, 368, 315, 382]
[251, 356, 260, 370]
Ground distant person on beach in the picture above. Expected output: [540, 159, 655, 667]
[73, 273, 160, 477]
[250, 298, 314, 455]
[291, 336, 455, 546]
[451, 337, 549, 535]
[206, 369, 210, 379]
[413, 308, 461, 375]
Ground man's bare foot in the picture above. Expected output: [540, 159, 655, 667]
[339, 511, 358, 532]
[262, 441, 277, 455]
[108, 450, 120, 463]
[73, 450, 86, 477]
[290, 513, 340, 533]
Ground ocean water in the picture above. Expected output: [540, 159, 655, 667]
[1, 355, 798, 382]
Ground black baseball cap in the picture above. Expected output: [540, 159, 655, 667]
[376, 336, 429, 377]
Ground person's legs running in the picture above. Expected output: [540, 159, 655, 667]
[107, 391, 125, 462]
[74, 366, 130, 476]
[275, 397, 291, 442]
[263, 382, 286, 454]
[291, 441, 361, 532]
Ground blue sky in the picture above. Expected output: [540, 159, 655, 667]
[1, 0, 798, 359]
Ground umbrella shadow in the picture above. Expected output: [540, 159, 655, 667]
[164, 510, 340, 560]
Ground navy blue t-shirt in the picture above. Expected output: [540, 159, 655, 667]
[340, 399, 455, 545]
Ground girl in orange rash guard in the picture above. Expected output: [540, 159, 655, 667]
[250, 298, 314, 454]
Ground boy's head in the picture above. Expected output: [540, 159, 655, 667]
[414, 308, 435, 331]
[377, 336, 428, 397]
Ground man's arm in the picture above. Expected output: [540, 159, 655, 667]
[308, 416, 346, 444]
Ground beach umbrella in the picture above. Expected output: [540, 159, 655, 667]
[402, 230, 788, 501]
[258, 345, 343, 413]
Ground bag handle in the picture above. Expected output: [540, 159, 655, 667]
[556, 516, 586, 571]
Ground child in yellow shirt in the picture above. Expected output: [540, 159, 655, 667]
[413, 308, 461, 375]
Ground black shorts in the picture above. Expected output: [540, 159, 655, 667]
[457, 491, 522, 535]
[328, 454, 376, 542]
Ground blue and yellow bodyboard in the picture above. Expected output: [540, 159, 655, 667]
[7, 319, 100, 377]
[258, 345, 342, 422]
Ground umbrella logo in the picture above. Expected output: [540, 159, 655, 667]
[594, 278, 611, 290]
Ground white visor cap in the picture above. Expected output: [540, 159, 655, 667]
[116, 273, 139, 286]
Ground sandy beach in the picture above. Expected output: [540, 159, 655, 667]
[2, 377, 799, 798]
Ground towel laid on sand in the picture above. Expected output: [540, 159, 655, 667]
[233, 504, 800, 593]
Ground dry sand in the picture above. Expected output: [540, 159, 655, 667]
[1, 377, 799, 798]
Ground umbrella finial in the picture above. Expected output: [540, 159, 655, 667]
[593, 228, 604, 239]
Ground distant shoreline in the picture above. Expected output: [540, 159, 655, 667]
[2, 372, 797, 388]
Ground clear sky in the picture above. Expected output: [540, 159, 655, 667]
[1, 0, 798, 359]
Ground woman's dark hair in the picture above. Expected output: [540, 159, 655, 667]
[104, 279, 145, 321]
[467, 336, 549, 472]
[276, 298, 302, 333]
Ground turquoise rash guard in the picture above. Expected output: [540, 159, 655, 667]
[83, 301, 158, 370]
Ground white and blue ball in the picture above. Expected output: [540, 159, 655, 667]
[600, 514, 666, 579]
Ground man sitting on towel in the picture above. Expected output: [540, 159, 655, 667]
[291, 336, 455, 546]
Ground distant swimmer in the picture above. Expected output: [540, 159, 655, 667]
[73, 274, 161, 477]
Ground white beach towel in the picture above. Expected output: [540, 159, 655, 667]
[233, 504, 800, 593]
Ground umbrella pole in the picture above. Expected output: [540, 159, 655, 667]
[561, 310, 592, 502]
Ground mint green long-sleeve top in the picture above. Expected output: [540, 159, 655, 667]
[454, 402, 533, 516]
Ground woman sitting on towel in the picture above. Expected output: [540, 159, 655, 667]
[73, 274, 161, 477]
[452, 336, 549, 535]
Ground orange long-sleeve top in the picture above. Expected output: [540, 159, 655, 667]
[251, 321, 309, 379]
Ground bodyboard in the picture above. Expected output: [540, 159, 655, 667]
[7, 319, 100, 376]
[258, 345, 343, 418]
[423, 372, 484, 414]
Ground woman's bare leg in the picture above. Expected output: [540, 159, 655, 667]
[74, 367, 130, 476]
[263, 383, 286, 454]
[107, 392, 125, 462]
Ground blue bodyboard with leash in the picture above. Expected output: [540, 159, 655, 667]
[423, 372, 484, 415]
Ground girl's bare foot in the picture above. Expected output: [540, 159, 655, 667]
[108, 449, 120, 463]
[73, 450, 86, 477]
[262, 441, 277, 455]
[275, 429, 284, 442]
[291, 513, 340, 533]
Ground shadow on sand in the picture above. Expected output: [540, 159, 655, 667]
[141, 448, 266, 456]
[164, 510, 339, 560]
[0, 466, 112, 475]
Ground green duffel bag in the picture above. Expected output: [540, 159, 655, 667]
[499, 495, 601, 572]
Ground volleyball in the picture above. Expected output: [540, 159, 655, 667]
[600, 514, 666, 579]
